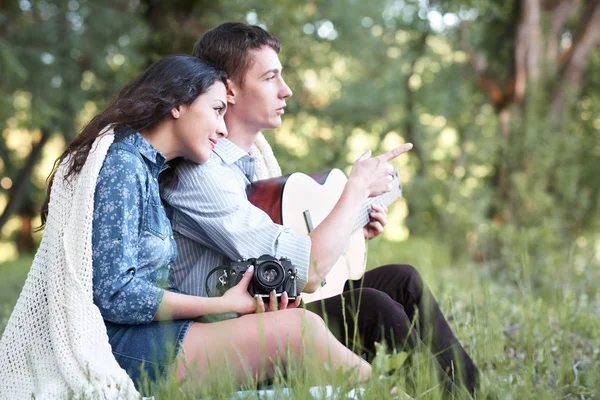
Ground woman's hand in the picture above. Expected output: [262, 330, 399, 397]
[224, 265, 303, 314]
[255, 291, 302, 313]
[222, 265, 258, 315]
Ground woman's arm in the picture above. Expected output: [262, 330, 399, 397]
[154, 266, 257, 320]
[92, 149, 168, 324]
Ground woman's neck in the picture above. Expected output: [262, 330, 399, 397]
[139, 121, 177, 162]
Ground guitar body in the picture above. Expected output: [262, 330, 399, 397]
[247, 169, 367, 303]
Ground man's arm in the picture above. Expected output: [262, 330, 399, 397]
[304, 145, 412, 292]
[162, 160, 312, 292]
[364, 204, 388, 240]
[163, 144, 410, 295]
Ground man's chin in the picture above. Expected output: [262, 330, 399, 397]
[262, 118, 282, 130]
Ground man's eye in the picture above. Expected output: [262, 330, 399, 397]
[266, 75, 276, 81]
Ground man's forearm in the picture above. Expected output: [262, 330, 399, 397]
[306, 178, 368, 292]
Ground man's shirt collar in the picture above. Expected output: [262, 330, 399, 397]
[212, 138, 251, 165]
[212, 138, 256, 182]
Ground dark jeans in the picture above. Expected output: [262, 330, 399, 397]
[306, 264, 479, 395]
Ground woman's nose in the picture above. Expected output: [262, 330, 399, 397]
[217, 117, 228, 138]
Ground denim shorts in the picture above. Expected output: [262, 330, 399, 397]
[105, 319, 193, 388]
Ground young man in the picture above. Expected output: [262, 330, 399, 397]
[161, 22, 479, 395]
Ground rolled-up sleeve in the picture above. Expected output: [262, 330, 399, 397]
[92, 150, 164, 324]
[166, 161, 311, 292]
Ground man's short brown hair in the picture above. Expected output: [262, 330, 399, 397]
[193, 22, 281, 85]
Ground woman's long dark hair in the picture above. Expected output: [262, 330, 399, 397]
[40, 55, 227, 226]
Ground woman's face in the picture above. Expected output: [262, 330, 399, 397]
[174, 81, 228, 164]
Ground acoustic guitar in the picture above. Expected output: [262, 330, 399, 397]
[247, 168, 402, 303]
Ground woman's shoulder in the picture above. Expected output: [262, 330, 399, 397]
[107, 138, 145, 162]
[99, 141, 148, 182]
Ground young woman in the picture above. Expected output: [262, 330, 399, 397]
[0, 55, 370, 398]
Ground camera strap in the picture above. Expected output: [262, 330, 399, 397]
[205, 265, 230, 297]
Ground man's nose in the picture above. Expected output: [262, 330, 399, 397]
[280, 79, 293, 99]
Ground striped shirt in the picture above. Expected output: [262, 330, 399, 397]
[161, 138, 311, 297]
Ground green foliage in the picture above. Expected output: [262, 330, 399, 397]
[2, 0, 599, 264]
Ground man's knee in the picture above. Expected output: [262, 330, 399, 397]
[380, 264, 424, 289]
[354, 287, 396, 308]
[350, 288, 413, 348]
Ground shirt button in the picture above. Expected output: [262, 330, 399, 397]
[154, 178, 157, 182]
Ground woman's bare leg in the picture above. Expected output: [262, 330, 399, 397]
[176, 309, 370, 385]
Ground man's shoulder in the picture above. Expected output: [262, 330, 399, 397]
[165, 153, 245, 202]
[176, 153, 235, 181]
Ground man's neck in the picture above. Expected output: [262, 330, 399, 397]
[224, 115, 260, 152]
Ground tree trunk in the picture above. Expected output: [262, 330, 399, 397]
[0, 128, 51, 233]
[17, 199, 35, 253]
[402, 35, 428, 176]
[514, 0, 541, 103]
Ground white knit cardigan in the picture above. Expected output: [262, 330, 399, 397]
[248, 132, 282, 180]
[0, 129, 139, 399]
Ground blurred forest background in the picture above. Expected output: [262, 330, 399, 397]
[1, 0, 599, 397]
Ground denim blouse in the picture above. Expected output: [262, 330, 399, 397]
[92, 129, 177, 325]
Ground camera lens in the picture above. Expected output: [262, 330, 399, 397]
[261, 268, 278, 283]
[255, 261, 284, 289]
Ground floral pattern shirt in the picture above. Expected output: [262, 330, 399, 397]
[92, 129, 177, 324]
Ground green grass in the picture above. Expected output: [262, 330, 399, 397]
[1, 236, 598, 399]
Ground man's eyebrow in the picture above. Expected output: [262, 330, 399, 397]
[259, 68, 280, 78]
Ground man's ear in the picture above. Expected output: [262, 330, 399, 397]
[226, 78, 238, 105]
[170, 105, 182, 119]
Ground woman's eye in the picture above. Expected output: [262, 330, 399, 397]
[214, 107, 224, 114]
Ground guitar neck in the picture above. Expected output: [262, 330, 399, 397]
[351, 170, 402, 234]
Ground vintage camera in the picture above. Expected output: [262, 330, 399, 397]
[215, 255, 298, 303]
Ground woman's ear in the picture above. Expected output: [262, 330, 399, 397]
[226, 78, 237, 105]
[171, 105, 181, 119]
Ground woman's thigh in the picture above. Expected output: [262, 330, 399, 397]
[177, 309, 320, 382]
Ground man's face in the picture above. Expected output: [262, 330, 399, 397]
[230, 46, 293, 131]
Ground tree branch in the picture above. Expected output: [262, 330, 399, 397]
[458, 22, 507, 108]
[546, 0, 581, 63]
[559, 0, 600, 86]
[551, 0, 600, 119]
